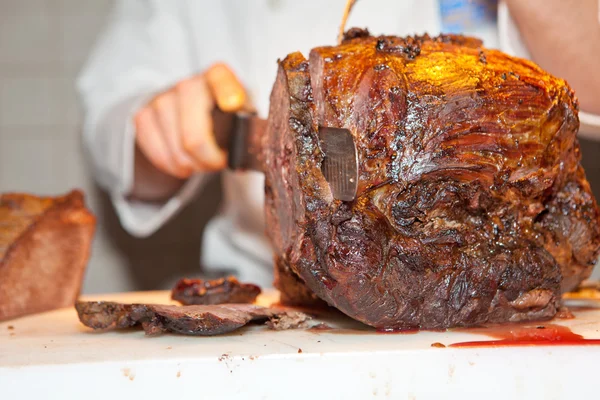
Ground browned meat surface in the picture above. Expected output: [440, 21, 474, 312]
[171, 276, 261, 305]
[0, 191, 96, 321]
[263, 30, 600, 330]
[274, 258, 325, 307]
[76, 301, 309, 336]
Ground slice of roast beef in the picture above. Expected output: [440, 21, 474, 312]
[263, 31, 600, 330]
[75, 301, 309, 336]
[171, 276, 261, 305]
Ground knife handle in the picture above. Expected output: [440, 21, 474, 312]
[212, 107, 234, 150]
[212, 107, 255, 170]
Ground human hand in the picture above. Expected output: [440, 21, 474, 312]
[134, 63, 247, 178]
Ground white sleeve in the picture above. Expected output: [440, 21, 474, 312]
[497, 1, 600, 140]
[77, 0, 209, 237]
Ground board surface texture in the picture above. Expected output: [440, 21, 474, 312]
[1, 290, 600, 400]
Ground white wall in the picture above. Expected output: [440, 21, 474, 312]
[0, 0, 222, 294]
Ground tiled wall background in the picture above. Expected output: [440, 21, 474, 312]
[0, 0, 222, 293]
[1, 0, 599, 293]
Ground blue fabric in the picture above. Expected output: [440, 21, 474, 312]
[439, 0, 498, 33]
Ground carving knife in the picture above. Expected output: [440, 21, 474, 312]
[213, 108, 359, 202]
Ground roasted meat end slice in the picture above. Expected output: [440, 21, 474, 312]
[0, 190, 95, 321]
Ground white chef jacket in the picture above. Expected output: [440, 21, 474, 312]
[78, 0, 600, 287]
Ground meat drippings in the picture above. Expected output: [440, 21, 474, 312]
[450, 324, 600, 347]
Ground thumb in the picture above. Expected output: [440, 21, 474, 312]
[204, 63, 248, 112]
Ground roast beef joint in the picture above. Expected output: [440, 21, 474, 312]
[264, 30, 600, 330]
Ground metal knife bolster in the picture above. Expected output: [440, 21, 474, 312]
[213, 108, 266, 172]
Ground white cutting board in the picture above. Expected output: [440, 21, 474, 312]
[1, 290, 600, 400]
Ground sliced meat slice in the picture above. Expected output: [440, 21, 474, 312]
[171, 276, 261, 305]
[75, 301, 309, 336]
